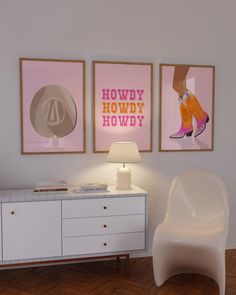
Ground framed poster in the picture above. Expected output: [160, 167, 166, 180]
[93, 61, 153, 152]
[159, 64, 215, 151]
[20, 58, 85, 154]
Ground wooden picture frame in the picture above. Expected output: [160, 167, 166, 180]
[159, 63, 215, 151]
[20, 58, 86, 154]
[93, 61, 153, 153]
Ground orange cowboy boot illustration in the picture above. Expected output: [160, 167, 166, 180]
[169, 96, 193, 139]
[185, 90, 209, 137]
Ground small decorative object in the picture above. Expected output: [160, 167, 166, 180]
[159, 64, 215, 151]
[33, 180, 68, 193]
[73, 183, 109, 193]
[93, 61, 153, 152]
[107, 142, 141, 190]
[20, 58, 85, 154]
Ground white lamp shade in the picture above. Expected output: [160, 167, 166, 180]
[107, 142, 141, 163]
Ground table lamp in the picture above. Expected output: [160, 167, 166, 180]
[107, 142, 141, 190]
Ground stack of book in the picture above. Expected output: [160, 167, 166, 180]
[73, 183, 108, 193]
[33, 180, 68, 193]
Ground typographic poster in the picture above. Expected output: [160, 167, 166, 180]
[93, 62, 152, 152]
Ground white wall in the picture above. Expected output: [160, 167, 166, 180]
[0, 0, 236, 253]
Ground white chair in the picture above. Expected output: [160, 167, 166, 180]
[153, 170, 229, 295]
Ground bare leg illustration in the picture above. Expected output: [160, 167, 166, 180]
[170, 65, 209, 139]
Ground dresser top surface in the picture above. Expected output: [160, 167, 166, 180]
[0, 185, 147, 203]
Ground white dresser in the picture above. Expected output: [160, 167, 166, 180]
[0, 186, 147, 271]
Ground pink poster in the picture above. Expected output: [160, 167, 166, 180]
[20, 58, 85, 154]
[160, 64, 214, 151]
[93, 61, 153, 152]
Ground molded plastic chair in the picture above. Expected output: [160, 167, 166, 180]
[153, 170, 229, 295]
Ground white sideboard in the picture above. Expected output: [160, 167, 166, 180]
[0, 186, 147, 270]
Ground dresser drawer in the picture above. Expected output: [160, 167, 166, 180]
[62, 214, 145, 237]
[63, 232, 145, 256]
[62, 196, 145, 218]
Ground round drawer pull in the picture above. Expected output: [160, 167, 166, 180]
[103, 242, 107, 246]
[103, 224, 107, 228]
[103, 206, 107, 210]
[11, 211, 15, 215]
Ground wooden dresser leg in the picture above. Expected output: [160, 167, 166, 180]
[116, 256, 120, 271]
[125, 254, 130, 276]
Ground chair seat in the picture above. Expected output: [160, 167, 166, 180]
[157, 222, 225, 246]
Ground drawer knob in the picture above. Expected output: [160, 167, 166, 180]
[103, 206, 107, 210]
[11, 211, 15, 215]
[103, 224, 107, 228]
[103, 242, 107, 246]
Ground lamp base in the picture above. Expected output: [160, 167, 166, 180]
[116, 167, 131, 190]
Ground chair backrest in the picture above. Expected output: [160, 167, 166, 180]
[165, 170, 229, 232]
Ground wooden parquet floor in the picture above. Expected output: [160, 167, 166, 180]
[0, 249, 235, 295]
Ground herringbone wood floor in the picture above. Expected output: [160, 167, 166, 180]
[0, 250, 235, 295]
